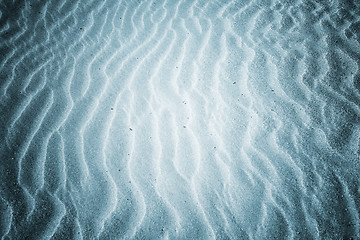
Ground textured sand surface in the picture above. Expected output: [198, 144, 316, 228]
[1, 0, 360, 239]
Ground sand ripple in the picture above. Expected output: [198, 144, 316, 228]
[1, 0, 360, 239]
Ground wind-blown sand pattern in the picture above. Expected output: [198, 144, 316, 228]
[1, 0, 360, 239]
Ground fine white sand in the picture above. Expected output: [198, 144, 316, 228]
[1, 0, 360, 239]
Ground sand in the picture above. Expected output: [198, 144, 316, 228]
[0, 0, 360, 239]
